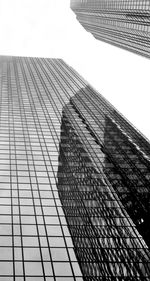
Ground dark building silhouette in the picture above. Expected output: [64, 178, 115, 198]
[70, 0, 150, 58]
[0, 56, 150, 280]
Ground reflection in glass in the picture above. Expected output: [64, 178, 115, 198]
[57, 86, 150, 279]
[0, 56, 150, 280]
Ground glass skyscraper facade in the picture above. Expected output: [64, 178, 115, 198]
[0, 56, 150, 280]
[70, 0, 150, 58]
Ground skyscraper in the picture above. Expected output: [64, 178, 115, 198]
[0, 56, 150, 280]
[70, 0, 150, 58]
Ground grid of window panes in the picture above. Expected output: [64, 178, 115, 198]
[0, 56, 85, 281]
[70, 0, 150, 58]
[66, 85, 150, 249]
[57, 88, 150, 280]
[0, 56, 150, 280]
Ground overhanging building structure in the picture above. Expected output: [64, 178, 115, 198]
[0, 56, 150, 280]
[70, 0, 150, 58]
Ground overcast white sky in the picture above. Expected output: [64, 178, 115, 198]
[0, 0, 150, 140]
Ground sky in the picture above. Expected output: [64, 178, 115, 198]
[0, 0, 150, 140]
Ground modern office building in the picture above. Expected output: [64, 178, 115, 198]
[0, 56, 150, 280]
[70, 0, 150, 58]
